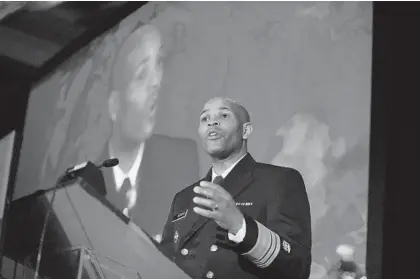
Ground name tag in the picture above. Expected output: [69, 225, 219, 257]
[172, 209, 188, 222]
[236, 202, 253, 206]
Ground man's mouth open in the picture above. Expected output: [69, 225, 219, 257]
[207, 131, 222, 140]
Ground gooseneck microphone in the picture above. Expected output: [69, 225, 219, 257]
[64, 158, 120, 174]
[98, 158, 119, 168]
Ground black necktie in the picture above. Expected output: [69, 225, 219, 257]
[213, 175, 224, 185]
[115, 178, 131, 211]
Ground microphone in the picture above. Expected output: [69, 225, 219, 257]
[98, 158, 119, 168]
[65, 158, 119, 174]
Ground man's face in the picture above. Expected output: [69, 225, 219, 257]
[198, 98, 244, 159]
[117, 32, 163, 142]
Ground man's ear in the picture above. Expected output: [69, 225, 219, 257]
[108, 90, 119, 122]
[242, 122, 253, 140]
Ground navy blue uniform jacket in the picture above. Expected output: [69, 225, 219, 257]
[160, 153, 312, 279]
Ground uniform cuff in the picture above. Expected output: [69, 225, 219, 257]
[233, 214, 259, 254]
[242, 221, 282, 268]
[232, 215, 283, 269]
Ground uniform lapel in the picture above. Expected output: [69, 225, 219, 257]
[178, 153, 256, 247]
[222, 153, 256, 198]
[176, 171, 212, 247]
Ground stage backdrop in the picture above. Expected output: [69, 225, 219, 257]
[13, 2, 372, 278]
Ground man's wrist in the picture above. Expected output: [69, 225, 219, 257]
[228, 217, 246, 243]
[230, 213, 245, 234]
[230, 222, 242, 235]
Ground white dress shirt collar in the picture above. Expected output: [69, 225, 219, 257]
[211, 153, 247, 182]
[109, 142, 145, 190]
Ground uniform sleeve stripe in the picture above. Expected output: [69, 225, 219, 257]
[242, 221, 281, 268]
[257, 229, 274, 264]
[259, 231, 281, 267]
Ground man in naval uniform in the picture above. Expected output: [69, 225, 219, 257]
[160, 97, 312, 279]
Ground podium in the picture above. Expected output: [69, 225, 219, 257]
[2, 162, 191, 279]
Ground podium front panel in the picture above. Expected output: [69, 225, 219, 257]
[3, 181, 191, 279]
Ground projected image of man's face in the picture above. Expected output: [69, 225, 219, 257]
[123, 34, 163, 141]
[112, 27, 163, 143]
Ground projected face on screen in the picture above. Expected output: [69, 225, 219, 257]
[109, 25, 163, 145]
